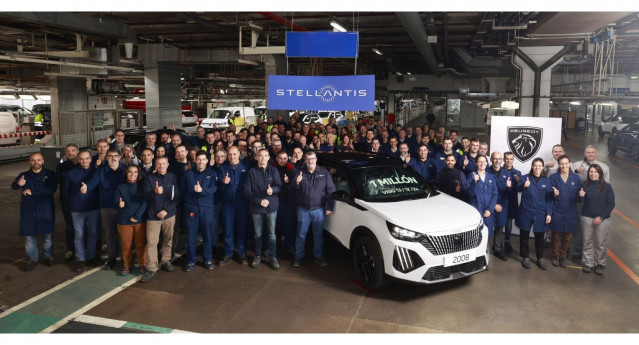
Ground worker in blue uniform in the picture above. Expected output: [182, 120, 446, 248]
[434, 138, 460, 172]
[516, 157, 554, 270]
[218, 146, 251, 265]
[488, 151, 512, 261]
[85, 148, 127, 270]
[12, 152, 58, 271]
[548, 154, 581, 268]
[181, 150, 218, 272]
[408, 143, 438, 185]
[456, 138, 480, 174]
[244, 148, 282, 270]
[467, 155, 497, 238]
[502, 152, 521, 253]
[56, 144, 79, 261]
[63, 150, 100, 272]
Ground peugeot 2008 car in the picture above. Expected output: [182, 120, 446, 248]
[318, 152, 489, 290]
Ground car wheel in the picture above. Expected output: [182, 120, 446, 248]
[607, 138, 617, 155]
[598, 126, 604, 137]
[632, 145, 639, 162]
[352, 236, 387, 290]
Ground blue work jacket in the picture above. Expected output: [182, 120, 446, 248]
[114, 182, 147, 225]
[143, 171, 181, 220]
[218, 160, 250, 203]
[503, 167, 522, 219]
[87, 163, 127, 208]
[467, 171, 498, 232]
[516, 175, 554, 232]
[408, 157, 438, 183]
[63, 165, 99, 212]
[295, 165, 336, 212]
[456, 152, 478, 175]
[488, 166, 512, 227]
[243, 164, 282, 214]
[434, 150, 460, 172]
[181, 167, 218, 213]
[548, 172, 581, 233]
[11, 169, 57, 236]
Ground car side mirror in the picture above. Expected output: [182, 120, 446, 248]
[332, 190, 351, 201]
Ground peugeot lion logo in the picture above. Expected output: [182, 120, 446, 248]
[507, 126, 543, 163]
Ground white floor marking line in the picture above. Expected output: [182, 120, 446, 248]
[74, 315, 127, 328]
[39, 274, 142, 333]
[170, 329, 196, 334]
[0, 267, 101, 319]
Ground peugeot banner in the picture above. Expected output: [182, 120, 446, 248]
[267, 75, 375, 111]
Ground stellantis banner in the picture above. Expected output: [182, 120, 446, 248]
[268, 75, 375, 111]
[490, 116, 561, 173]
[286, 32, 359, 58]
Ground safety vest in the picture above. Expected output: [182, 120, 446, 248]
[34, 113, 44, 127]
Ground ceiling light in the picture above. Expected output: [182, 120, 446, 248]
[372, 48, 383, 56]
[528, 20, 537, 24]
[330, 17, 347, 32]
[406, 72, 412, 75]
[0, 94, 19, 100]
[19, 94, 38, 100]
[39, 95, 51, 101]
[396, 72, 403, 76]
[569, 101, 581, 105]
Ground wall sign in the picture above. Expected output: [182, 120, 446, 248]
[268, 75, 374, 111]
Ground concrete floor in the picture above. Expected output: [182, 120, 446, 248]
[0, 128, 638, 333]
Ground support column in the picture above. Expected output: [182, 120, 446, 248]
[49, 76, 89, 146]
[144, 62, 182, 129]
[513, 45, 573, 117]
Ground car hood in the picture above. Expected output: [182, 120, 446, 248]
[356, 193, 482, 234]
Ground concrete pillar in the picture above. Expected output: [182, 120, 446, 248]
[264, 55, 287, 120]
[49, 76, 89, 146]
[144, 62, 182, 129]
[513, 46, 570, 117]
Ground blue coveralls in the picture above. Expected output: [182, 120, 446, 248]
[218, 160, 250, 257]
[181, 167, 218, 265]
[467, 171, 498, 237]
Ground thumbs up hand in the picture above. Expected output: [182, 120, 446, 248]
[80, 182, 88, 194]
[455, 180, 461, 193]
[194, 180, 202, 193]
[546, 161, 555, 168]
[553, 186, 559, 197]
[223, 172, 231, 184]
[119, 198, 125, 208]
[506, 176, 512, 188]
[463, 155, 469, 167]
[154, 181, 163, 194]
[579, 188, 586, 197]
[473, 172, 479, 182]
[17, 175, 26, 187]
[524, 177, 530, 188]
[283, 173, 289, 184]
[296, 171, 303, 185]
[266, 184, 273, 196]
[577, 165, 585, 174]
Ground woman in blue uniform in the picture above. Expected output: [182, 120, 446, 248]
[467, 155, 497, 238]
[517, 157, 554, 270]
[548, 155, 581, 268]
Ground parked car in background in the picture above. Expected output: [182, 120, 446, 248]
[0, 112, 20, 146]
[201, 106, 257, 129]
[300, 113, 321, 124]
[598, 115, 634, 137]
[608, 122, 639, 161]
[181, 110, 198, 127]
[318, 111, 346, 125]
[318, 152, 489, 290]
[0, 105, 35, 125]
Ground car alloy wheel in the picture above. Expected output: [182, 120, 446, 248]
[352, 236, 386, 290]
[632, 145, 639, 161]
[607, 139, 617, 155]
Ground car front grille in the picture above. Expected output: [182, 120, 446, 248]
[422, 256, 487, 282]
[420, 225, 483, 256]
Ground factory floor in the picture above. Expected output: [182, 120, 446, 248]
[0, 128, 638, 334]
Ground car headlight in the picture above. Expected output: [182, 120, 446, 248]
[478, 218, 484, 230]
[386, 221, 423, 242]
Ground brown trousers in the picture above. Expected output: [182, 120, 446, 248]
[117, 223, 147, 269]
[146, 216, 175, 272]
[551, 231, 572, 259]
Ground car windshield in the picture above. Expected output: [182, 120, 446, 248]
[210, 110, 231, 119]
[351, 165, 434, 202]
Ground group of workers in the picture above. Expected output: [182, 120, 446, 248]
[11, 112, 615, 280]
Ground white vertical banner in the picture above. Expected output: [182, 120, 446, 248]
[490, 116, 562, 173]
[490, 116, 562, 236]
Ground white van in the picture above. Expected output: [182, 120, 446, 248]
[200, 106, 257, 129]
[0, 112, 20, 146]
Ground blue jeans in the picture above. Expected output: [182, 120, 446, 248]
[71, 209, 100, 261]
[295, 207, 325, 259]
[184, 211, 213, 264]
[252, 211, 277, 258]
[277, 203, 297, 253]
[222, 202, 248, 257]
[25, 234, 53, 261]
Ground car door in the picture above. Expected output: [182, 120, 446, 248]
[323, 164, 355, 247]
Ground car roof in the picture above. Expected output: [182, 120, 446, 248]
[317, 151, 403, 168]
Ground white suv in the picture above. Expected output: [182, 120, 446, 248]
[319, 152, 489, 290]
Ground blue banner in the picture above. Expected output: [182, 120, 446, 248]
[268, 75, 374, 111]
[286, 32, 359, 58]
